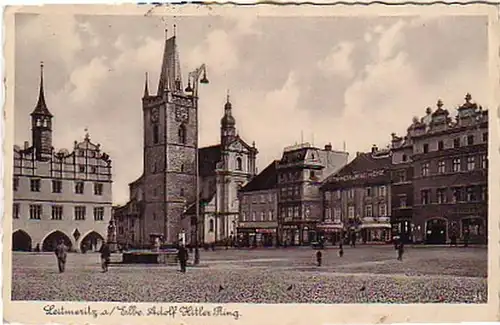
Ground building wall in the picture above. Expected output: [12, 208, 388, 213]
[13, 138, 112, 252]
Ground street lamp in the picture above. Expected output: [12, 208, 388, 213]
[185, 63, 209, 265]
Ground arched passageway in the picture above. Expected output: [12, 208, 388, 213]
[42, 231, 72, 252]
[80, 231, 105, 252]
[12, 230, 32, 252]
[426, 218, 447, 244]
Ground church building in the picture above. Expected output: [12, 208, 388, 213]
[12, 63, 113, 253]
[113, 29, 257, 248]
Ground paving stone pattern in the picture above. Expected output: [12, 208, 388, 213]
[12, 246, 487, 303]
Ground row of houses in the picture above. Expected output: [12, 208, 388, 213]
[237, 94, 488, 246]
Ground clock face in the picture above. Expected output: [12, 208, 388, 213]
[175, 107, 189, 122]
[151, 108, 159, 123]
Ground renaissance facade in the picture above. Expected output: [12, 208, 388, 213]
[12, 63, 113, 252]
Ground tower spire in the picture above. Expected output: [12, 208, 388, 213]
[143, 72, 150, 97]
[157, 26, 183, 95]
[31, 61, 52, 117]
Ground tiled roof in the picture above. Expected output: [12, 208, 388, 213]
[322, 151, 392, 185]
[240, 160, 279, 192]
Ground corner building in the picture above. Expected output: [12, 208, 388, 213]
[12, 63, 113, 252]
[391, 94, 488, 244]
[277, 143, 348, 246]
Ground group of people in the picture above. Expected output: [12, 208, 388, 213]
[53, 239, 111, 273]
[314, 241, 405, 267]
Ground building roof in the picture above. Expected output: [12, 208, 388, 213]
[240, 160, 279, 193]
[321, 149, 392, 189]
[199, 144, 222, 177]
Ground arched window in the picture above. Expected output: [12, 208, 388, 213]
[178, 125, 186, 144]
[209, 219, 215, 232]
[153, 125, 159, 144]
[236, 157, 243, 171]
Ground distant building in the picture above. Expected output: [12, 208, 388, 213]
[389, 132, 414, 244]
[12, 63, 113, 253]
[277, 143, 348, 246]
[237, 160, 279, 247]
[392, 95, 488, 244]
[114, 30, 257, 247]
[320, 146, 392, 244]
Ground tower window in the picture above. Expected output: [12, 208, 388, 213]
[236, 157, 243, 171]
[180, 164, 185, 172]
[178, 125, 186, 144]
[180, 188, 185, 197]
[153, 125, 159, 144]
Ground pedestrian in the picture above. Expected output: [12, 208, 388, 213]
[339, 243, 344, 257]
[99, 242, 111, 272]
[316, 250, 322, 267]
[397, 242, 404, 261]
[464, 230, 470, 248]
[54, 239, 68, 273]
[177, 243, 189, 273]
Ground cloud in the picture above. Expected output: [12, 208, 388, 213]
[17, 14, 83, 67]
[187, 29, 239, 78]
[67, 57, 109, 104]
[375, 20, 407, 61]
[318, 41, 356, 79]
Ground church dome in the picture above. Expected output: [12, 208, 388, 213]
[221, 101, 236, 127]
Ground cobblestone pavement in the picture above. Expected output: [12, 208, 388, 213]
[11, 246, 487, 303]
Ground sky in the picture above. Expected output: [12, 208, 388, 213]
[14, 13, 489, 205]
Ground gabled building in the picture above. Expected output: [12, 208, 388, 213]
[320, 146, 392, 245]
[392, 94, 488, 244]
[237, 160, 279, 247]
[277, 143, 348, 246]
[13, 63, 113, 252]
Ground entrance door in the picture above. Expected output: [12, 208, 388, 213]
[426, 218, 447, 244]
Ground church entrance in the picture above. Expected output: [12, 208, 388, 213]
[425, 218, 447, 244]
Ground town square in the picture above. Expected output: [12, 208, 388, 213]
[12, 245, 486, 303]
[9, 12, 490, 306]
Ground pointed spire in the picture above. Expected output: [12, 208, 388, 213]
[31, 61, 52, 117]
[157, 26, 183, 95]
[143, 72, 150, 97]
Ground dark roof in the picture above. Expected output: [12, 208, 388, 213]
[240, 160, 279, 192]
[199, 144, 221, 177]
[31, 63, 52, 117]
[322, 150, 392, 187]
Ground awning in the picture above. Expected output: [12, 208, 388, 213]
[360, 223, 392, 229]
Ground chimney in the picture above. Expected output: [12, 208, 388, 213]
[371, 144, 378, 153]
[324, 143, 332, 151]
[24, 141, 29, 150]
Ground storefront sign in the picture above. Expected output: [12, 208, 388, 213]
[330, 169, 386, 182]
[257, 229, 276, 234]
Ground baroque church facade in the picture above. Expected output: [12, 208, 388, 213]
[12, 63, 113, 253]
[113, 30, 257, 247]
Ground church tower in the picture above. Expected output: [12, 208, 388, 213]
[141, 28, 198, 244]
[221, 93, 237, 149]
[31, 62, 53, 161]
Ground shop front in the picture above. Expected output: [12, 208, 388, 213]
[316, 223, 344, 245]
[236, 227, 277, 247]
[360, 224, 392, 244]
[392, 218, 413, 244]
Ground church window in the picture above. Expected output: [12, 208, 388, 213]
[236, 157, 243, 171]
[180, 164, 185, 172]
[153, 125, 159, 144]
[180, 188, 185, 197]
[178, 125, 187, 144]
[209, 219, 214, 232]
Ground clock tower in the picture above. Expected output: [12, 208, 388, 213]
[140, 29, 198, 244]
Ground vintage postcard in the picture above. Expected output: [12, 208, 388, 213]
[2, 3, 500, 325]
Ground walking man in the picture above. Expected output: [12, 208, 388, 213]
[54, 239, 68, 273]
[316, 250, 323, 267]
[99, 242, 111, 272]
[177, 243, 189, 273]
[397, 242, 405, 261]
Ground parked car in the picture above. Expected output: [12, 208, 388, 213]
[311, 241, 324, 249]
